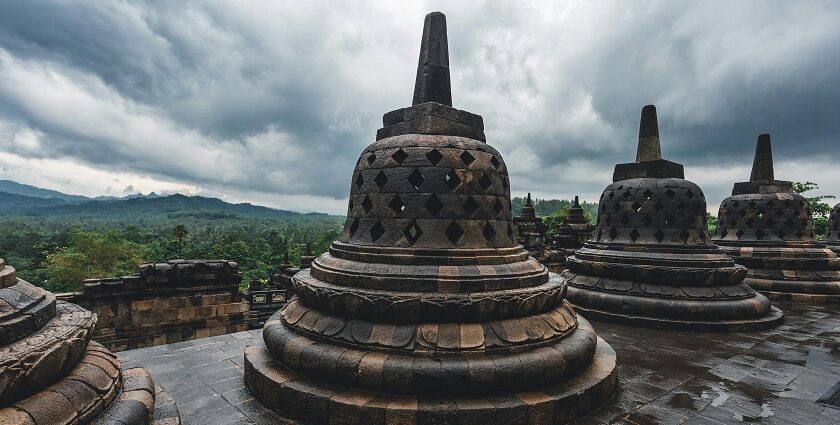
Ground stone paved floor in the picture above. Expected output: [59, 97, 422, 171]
[118, 301, 840, 424]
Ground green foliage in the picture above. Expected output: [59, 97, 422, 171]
[0, 212, 342, 293]
[706, 213, 718, 235]
[544, 206, 595, 238]
[793, 181, 835, 238]
[45, 230, 151, 292]
[510, 197, 598, 220]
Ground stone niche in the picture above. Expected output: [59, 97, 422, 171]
[58, 259, 247, 351]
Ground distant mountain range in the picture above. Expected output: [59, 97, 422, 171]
[0, 180, 333, 219]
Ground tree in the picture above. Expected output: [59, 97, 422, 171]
[544, 206, 595, 238]
[171, 224, 188, 256]
[793, 182, 835, 238]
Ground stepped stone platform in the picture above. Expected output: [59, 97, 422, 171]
[117, 300, 840, 424]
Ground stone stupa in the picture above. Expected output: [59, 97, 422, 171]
[245, 12, 617, 424]
[825, 203, 840, 255]
[562, 106, 784, 331]
[0, 259, 180, 424]
[713, 135, 840, 302]
[513, 192, 548, 258]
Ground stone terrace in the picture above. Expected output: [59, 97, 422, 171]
[118, 301, 840, 424]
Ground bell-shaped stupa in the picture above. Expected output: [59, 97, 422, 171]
[562, 106, 783, 331]
[245, 12, 617, 424]
[0, 258, 180, 424]
[713, 135, 840, 302]
[826, 203, 840, 254]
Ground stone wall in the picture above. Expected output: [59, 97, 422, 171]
[57, 259, 247, 352]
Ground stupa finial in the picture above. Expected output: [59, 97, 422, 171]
[526, 192, 533, 206]
[636, 104, 661, 162]
[750, 134, 774, 182]
[412, 11, 451, 106]
[574, 195, 580, 208]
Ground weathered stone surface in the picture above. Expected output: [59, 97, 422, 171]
[565, 105, 783, 331]
[412, 11, 451, 106]
[513, 193, 548, 258]
[824, 202, 840, 254]
[713, 135, 840, 302]
[246, 11, 616, 424]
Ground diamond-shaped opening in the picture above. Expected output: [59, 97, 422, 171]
[643, 189, 653, 200]
[746, 218, 754, 226]
[629, 228, 640, 241]
[738, 209, 748, 217]
[463, 196, 479, 216]
[375, 170, 388, 189]
[654, 201, 664, 213]
[755, 229, 766, 240]
[446, 221, 464, 245]
[392, 149, 408, 164]
[479, 173, 492, 191]
[361, 195, 373, 213]
[483, 222, 496, 242]
[369, 220, 385, 242]
[766, 200, 775, 207]
[404, 220, 422, 245]
[620, 215, 630, 226]
[665, 189, 676, 198]
[686, 189, 695, 199]
[643, 215, 652, 226]
[367, 153, 376, 165]
[425, 194, 444, 217]
[609, 227, 618, 240]
[425, 149, 444, 165]
[679, 229, 690, 243]
[408, 169, 425, 191]
[748, 201, 757, 208]
[608, 191, 616, 199]
[494, 198, 504, 215]
[355, 172, 364, 188]
[736, 229, 745, 238]
[388, 195, 405, 214]
[445, 170, 461, 191]
[720, 229, 728, 238]
[460, 151, 475, 166]
[654, 229, 666, 242]
[490, 156, 500, 170]
[623, 190, 632, 199]
[678, 201, 688, 212]
[348, 218, 359, 237]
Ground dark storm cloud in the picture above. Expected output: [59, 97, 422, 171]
[0, 1, 837, 213]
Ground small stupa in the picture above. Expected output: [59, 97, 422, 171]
[827, 203, 840, 254]
[245, 12, 617, 423]
[713, 135, 840, 302]
[562, 106, 783, 331]
[513, 192, 548, 257]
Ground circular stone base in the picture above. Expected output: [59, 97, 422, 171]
[570, 304, 784, 332]
[245, 338, 617, 425]
[746, 278, 840, 303]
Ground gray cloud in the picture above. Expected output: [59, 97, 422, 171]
[0, 0, 837, 214]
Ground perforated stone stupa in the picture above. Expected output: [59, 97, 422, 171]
[0, 258, 180, 424]
[562, 106, 783, 331]
[713, 135, 840, 302]
[825, 203, 840, 255]
[513, 192, 548, 257]
[244, 12, 617, 424]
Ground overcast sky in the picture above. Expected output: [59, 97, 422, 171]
[0, 1, 837, 214]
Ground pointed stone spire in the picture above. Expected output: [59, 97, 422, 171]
[305, 242, 313, 257]
[573, 195, 580, 208]
[750, 134, 774, 182]
[521, 192, 536, 219]
[636, 105, 662, 162]
[412, 12, 451, 106]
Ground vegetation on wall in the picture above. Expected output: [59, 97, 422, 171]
[793, 182, 835, 238]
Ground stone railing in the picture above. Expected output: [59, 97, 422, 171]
[57, 259, 247, 351]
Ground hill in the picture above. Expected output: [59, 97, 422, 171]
[0, 180, 89, 202]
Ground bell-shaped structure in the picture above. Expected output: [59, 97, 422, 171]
[827, 203, 840, 254]
[245, 12, 617, 424]
[561, 106, 783, 331]
[514, 192, 548, 257]
[713, 135, 840, 302]
[0, 259, 180, 424]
